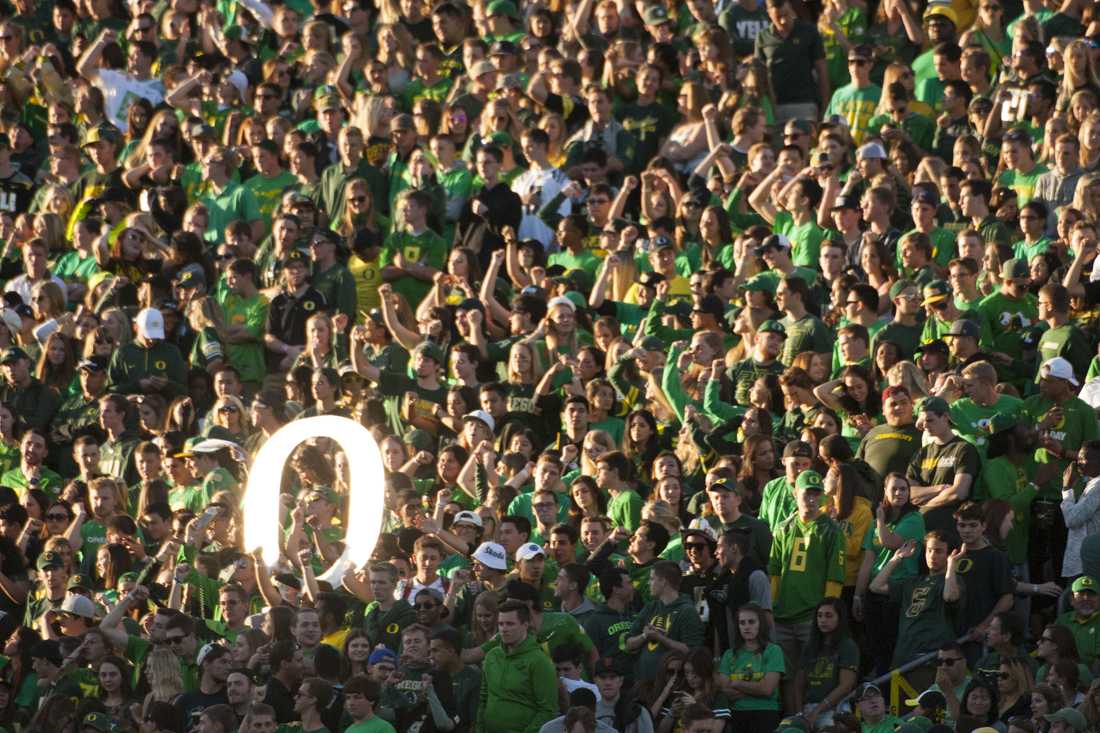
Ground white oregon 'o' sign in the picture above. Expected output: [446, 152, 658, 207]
[242, 415, 385, 584]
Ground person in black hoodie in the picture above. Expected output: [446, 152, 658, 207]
[707, 530, 772, 657]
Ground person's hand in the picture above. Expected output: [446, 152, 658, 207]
[610, 526, 631, 544]
[655, 279, 670, 300]
[1039, 406, 1065, 431]
[490, 249, 506, 268]
[351, 325, 370, 343]
[702, 103, 719, 123]
[560, 442, 579, 465]
[622, 175, 639, 193]
[23, 517, 42, 537]
[895, 540, 918, 559]
[419, 516, 441, 534]
[332, 312, 349, 332]
[710, 358, 725, 379]
[946, 546, 963, 571]
[467, 308, 483, 331]
[173, 562, 191, 583]
[852, 594, 864, 621]
[562, 181, 583, 199]
[414, 450, 434, 466]
[296, 547, 312, 569]
[1034, 581, 1062, 597]
[677, 350, 694, 371]
[502, 225, 517, 246]
[471, 199, 489, 217]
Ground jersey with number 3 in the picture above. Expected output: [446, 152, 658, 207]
[768, 514, 846, 623]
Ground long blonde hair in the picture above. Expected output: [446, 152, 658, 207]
[145, 646, 184, 702]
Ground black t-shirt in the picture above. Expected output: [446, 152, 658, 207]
[175, 687, 229, 731]
[952, 544, 1014, 634]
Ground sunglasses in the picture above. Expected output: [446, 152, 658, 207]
[684, 543, 709, 550]
[218, 405, 239, 413]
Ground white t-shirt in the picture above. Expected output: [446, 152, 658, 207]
[96, 69, 165, 133]
[512, 165, 571, 249]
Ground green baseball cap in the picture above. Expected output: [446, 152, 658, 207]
[642, 4, 671, 24]
[82, 713, 111, 732]
[413, 341, 445, 365]
[758, 320, 787, 337]
[985, 413, 1018, 435]
[82, 123, 121, 148]
[37, 551, 64, 570]
[1044, 708, 1088, 732]
[404, 429, 435, 452]
[1072, 576, 1099, 593]
[1002, 257, 1030, 281]
[485, 0, 519, 17]
[920, 396, 950, 415]
[922, 280, 951, 305]
[889, 279, 917, 300]
[795, 470, 824, 492]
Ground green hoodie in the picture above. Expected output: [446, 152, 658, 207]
[477, 632, 558, 733]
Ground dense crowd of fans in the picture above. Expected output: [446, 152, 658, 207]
[7, 0, 1100, 731]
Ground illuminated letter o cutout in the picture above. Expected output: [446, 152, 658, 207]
[243, 415, 385, 582]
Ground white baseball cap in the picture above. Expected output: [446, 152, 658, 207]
[463, 409, 496, 433]
[1041, 356, 1079, 387]
[857, 142, 888, 160]
[135, 307, 165, 340]
[60, 593, 96, 619]
[515, 542, 546, 562]
[453, 510, 484, 528]
[472, 541, 508, 571]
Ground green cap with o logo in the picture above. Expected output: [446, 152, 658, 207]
[795, 470, 824, 492]
[1072, 576, 1099, 593]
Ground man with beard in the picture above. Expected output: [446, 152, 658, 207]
[381, 623, 457, 732]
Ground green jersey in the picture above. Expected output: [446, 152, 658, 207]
[345, 718, 397, 733]
[768, 514, 846, 623]
[1057, 610, 1100, 667]
[1014, 236, 1053, 262]
[380, 228, 449, 308]
[758, 476, 795, 532]
[888, 573, 962, 667]
[872, 320, 922, 361]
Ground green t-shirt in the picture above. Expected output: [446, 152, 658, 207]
[977, 455, 1037, 564]
[380, 228, 449, 308]
[975, 290, 1039, 362]
[200, 181, 261, 246]
[998, 164, 1050, 205]
[345, 718, 397, 733]
[888, 573, 961, 667]
[825, 83, 882, 144]
[801, 636, 860, 704]
[862, 510, 925, 581]
[1022, 395, 1100, 496]
[718, 643, 785, 711]
[244, 170, 298, 226]
[217, 291, 269, 384]
[857, 423, 922, 486]
[905, 436, 981, 533]
[948, 394, 1024, 459]
[608, 489, 643, 532]
[779, 313, 834, 366]
[775, 211, 828, 268]
[768, 514, 846, 622]
[1014, 236, 1053, 262]
[1036, 323, 1092, 385]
